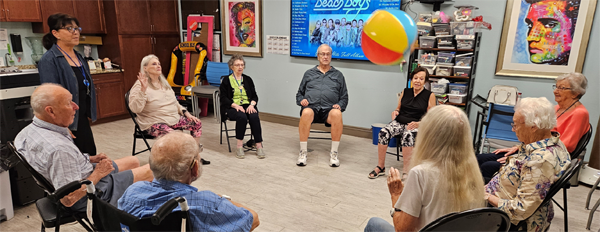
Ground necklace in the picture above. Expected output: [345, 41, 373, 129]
[556, 100, 578, 119]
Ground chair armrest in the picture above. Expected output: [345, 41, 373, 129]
[52, 179, 92, 199]
[152, 197, 187, 225]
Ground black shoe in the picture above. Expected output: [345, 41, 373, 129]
[201, 158, 210, 165]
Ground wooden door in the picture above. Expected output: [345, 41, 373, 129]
[114, 0, 151, 34]
[32, 0, 75, 33]
[73, 0, 105, 34]
[120, 35, 153, 90]
[153, 35, 181, 84]
[95, 81, 126, 119]
[0, 0, 5, 21]
[148, 0, 179, 34]
[4, 0, 42, 22]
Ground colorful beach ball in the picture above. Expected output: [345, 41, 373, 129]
[361, 10, 417, 65]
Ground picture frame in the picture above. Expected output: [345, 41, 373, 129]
[496, 0, 597, 79]
[221, 0, 263, 57]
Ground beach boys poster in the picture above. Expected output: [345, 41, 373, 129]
[290, 0, 401, 61]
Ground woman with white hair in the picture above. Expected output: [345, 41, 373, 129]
[478, 72, 589, 181]
[364, 105, 485, 232]
[128, 54, 209, 164]
[485, 97, 571, 232]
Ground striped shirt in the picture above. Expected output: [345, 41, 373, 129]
[14, 116, 94, 190]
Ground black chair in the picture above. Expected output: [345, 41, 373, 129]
[220, 111, 254, 153]
[125, 91, 156, 156]
[419, 207, 510, 232]
[514, 158, 582, 232]
[568, 124, 592, 186]
[86, 183, 192, 232]
[6, 141, 94, 232]
[385, 136, 403, 161]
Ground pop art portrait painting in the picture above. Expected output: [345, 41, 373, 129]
[496, 0, 596, 78]
[222, 0, 263, 57]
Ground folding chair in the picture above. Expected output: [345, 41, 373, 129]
[125, 91, 156, 156]
[514, 159, 582, 232]
[220, 110, 255, 153]
[420, 207, 510, 232]
[479, 103, 520, 154]
[191, 61, 231, 121]
[86, 185, 192, 232]
[6, 141, 94, 232]
[569, 124, 592, 186]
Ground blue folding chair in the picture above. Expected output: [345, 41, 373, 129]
[479, 103, 520, 153]
[191, 61, 231, 122]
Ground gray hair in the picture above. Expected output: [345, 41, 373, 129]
[515, 97, 556, 130]
[317, 44, 332, 54]
[556, 72, 587, 99]
[31, 83, 63, 116]
[149, 132, 202, 182]
[140, 54, 171, 90]
[227, 54, 245, 70]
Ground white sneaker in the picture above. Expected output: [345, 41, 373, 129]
[297, 150, 308, 166]
[329, 151, 340, 167]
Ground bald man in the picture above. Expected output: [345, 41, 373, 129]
[15, 83, 153, 211]
[118, 132, 260, 231]
[296, 44, 348, 167]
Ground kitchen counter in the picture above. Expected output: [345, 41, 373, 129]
[90, 69, 123, 75]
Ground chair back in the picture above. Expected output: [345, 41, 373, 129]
[7, 141, 55, 193]
[419, 208, 510, 232]
[484, 103, 519, 142]
[570, 124, 592, 159]
[125, 91, 145, 133]
[205, 61, 231, 86]
[543, 159, 581, 204]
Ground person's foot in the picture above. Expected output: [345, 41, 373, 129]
[297, 150, 308, 166]
[256, 148, 266, 159]
[368, 166, 385, 179]
[236, 147, 245, 159]
[329, 151, 340, 167]
[201, 158, 210, 165]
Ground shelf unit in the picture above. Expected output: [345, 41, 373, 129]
[406, 32, 482, 116]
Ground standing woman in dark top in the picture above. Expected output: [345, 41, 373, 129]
[368, 67, 436, 179]
[38, 13, 97, 155]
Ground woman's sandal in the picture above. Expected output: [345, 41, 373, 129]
[368, 166, 386, 179]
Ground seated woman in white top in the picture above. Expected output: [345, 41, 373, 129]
[364, 105, 485, 232]
[128, 54, 208, 164]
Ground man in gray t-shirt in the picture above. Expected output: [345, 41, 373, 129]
[295, 44, 348, 167]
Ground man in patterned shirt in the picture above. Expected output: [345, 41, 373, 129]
[118, 131, 259, 231]
[15, 84, 153, 211]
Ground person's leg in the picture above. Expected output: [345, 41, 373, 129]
[299, 108, 314, 142]
[146, 123, 175, 138]
[114, 156, 140, 171]
[227, 108, 248, 148]
[364, 217, 395, 232]
[327, 109, 343, 141]
[371, 121, 404, 178]
[248, 110, 265, 158]
[131, 164, 153, 182]
[480, 161, 503, 180]
[477, 152, 505, 166]
[400, 127, 418, 176]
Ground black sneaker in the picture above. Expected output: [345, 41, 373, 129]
[201, 158, 210, 165]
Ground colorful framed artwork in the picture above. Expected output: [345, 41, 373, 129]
[221, 0, 263, 57]
[496, 0, 597, 79]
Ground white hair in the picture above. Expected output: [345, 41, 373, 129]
[317, 44, 332, 54]
[514, 97, 557, 130]
[556, 72, 587, 99]
[149, 132, 202, 182]
[31, 83, 63, 116]
[140, 54, 171, 90]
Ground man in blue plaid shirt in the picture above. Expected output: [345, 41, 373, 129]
[118, 132, 259, 231]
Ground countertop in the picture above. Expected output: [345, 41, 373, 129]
[0, 65, 123, 75]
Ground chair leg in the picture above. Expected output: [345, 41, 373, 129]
[563, 188, 568, 232]
[587, 197, 600, 230]
[396, 140, 400, 161]
[141, 135, 152, 153]
[132, 135, 137, 156]
[41, 222, 45, 232]
[586, 176, 600, 209]
[220, 121, 223, 144]
[224, 122, 231, 152]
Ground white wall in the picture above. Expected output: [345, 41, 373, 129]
[225, 0, 600, 159]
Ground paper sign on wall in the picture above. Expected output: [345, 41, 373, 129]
[266, 35, 290, 55]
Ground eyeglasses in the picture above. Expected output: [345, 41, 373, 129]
[318, 52, 331, 57]
[233, 64, 245, 67]
[511, 122, 516, 129]
[552, 85, 571, 91]
[60, 26, 82, 34]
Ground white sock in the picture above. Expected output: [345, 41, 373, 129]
[300, 142, 307, 151]
[331, 141, 340, 153]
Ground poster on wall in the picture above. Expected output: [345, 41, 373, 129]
[221, 0, 263, 57]
[496, 0, 597, 79]
[267, 35, 290, 55]
[290, 0, 401, 61]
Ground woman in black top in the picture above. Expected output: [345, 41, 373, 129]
[38, 13, 97, 155]
[220, 54, 265, 159]
[368, 67, 436, 179]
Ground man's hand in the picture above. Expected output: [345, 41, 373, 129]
[301, 99, 309, 107]
[89, 153, 109, 163]
[332, 104, 341, 110]
[392, 110, 399, 120]
[246, 105, 257, 114]
[95, 159, 115, 177]
[387, 167, 404, 198]
[492, 146, 519, 155]
[185, 112, 201, 123]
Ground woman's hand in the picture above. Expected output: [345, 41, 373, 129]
[392, 110, 399, 120]
[493, 146, 519, 156]
[137, 72, 148, 92]
[407, 121, 419, 130]
[387, 167, 404, 198]
[231, 103, 244, 112]
[184, 112, 201, 123]
[246, 105, 257, 114]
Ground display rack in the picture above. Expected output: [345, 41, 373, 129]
[406, 32, 482, 116]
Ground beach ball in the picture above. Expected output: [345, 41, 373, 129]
[361, 9, 417, 65]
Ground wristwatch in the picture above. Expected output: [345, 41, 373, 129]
[390, 208, 402, 217]
[251, 101, 256, 106]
